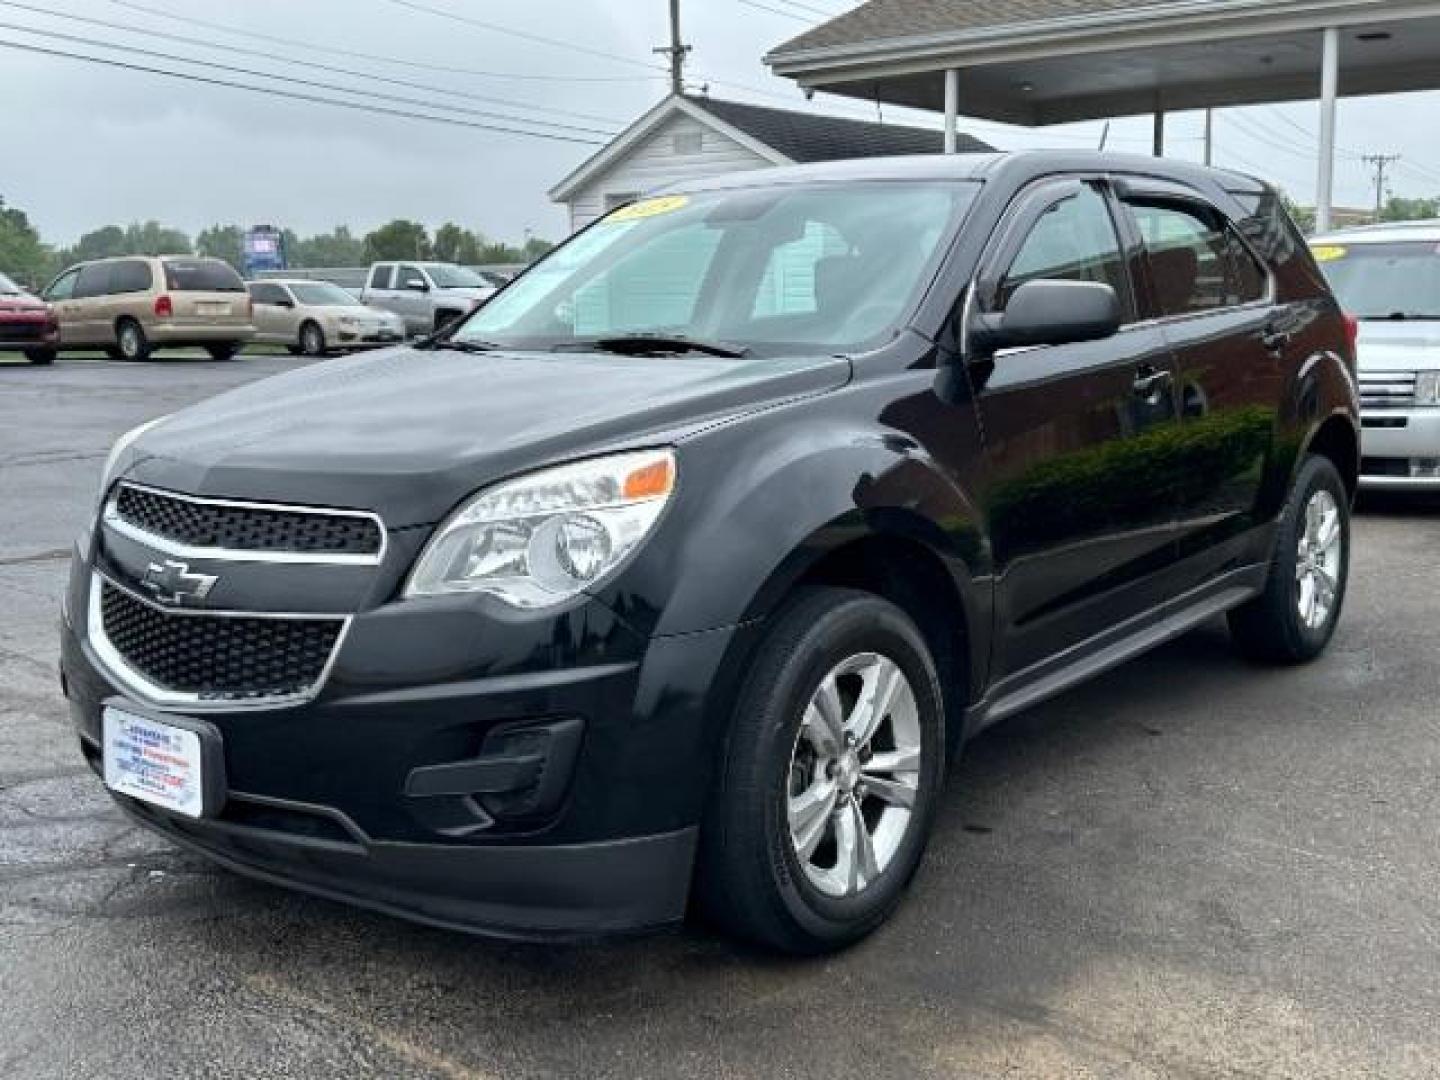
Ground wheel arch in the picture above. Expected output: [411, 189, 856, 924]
[1303, 411, 1360, 500]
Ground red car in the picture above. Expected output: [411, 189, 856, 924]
[0, 271, 59, 364]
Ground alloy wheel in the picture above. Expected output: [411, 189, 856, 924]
[786, 652, 922, 898]
[1295, 488, 1343, 630]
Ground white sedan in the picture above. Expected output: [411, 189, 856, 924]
[247, 279, 407, 356]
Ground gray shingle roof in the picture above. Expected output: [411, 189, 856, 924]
[690, 96, 993, 160]
[773, 0, 1176, 54]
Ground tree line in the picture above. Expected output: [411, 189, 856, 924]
[0, 196, 554, 289]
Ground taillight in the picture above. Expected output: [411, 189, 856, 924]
[1342, 313, 1359, 355]
[153, 294, 173, 318]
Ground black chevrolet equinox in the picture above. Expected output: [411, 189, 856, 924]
[61, 153, 1360, 953]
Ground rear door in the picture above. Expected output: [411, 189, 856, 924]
[362, 263, 399, 322]
[1116, 185, 1284, 582]
[161, 259, 251, 330]
[973, 178, 1185, 680]
[247, 283, 296, 342]
[104, 259, 155, 337]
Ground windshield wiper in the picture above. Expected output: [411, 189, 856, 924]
[559, 333, 750, 359]
[414, 338, 499, 354]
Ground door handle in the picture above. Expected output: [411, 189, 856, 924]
[1261, 325, 1292, 353]
[1133, 365, 1173, 400]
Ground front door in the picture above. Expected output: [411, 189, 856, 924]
[969, 178, 1185, 681]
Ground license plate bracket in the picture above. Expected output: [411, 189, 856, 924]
[102, 699, 227, 819]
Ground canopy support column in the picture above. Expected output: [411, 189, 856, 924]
[944, 68, 959, 153]
[1317, 27, 1340, 233]
[1153, 108, 1165, 157]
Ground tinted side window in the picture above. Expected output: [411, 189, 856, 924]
[109, 259, 153, 294]
[398, 264, 426, 288]
[248, 283, 288, 305]
[368, 264, 393, 289]
[998, 185, 1128, 312]
[73, 263, 113, 299]
[45, 269, 79, 301]
[1128, 201, 1268, 316]
[163, 259, 246, 292]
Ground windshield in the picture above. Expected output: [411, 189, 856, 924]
[455, 181, 979, 355]
[290, 282, 360, 307]
[0, 271, 22, 294]
[427, 264, 489, 289]
[1313, 241, 1440, 320]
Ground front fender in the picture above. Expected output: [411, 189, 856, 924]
[590, 406, 990, 642]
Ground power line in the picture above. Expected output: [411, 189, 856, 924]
[380, 0, 669, 75]
[0, 20, 618, 139]
[738, 0, 814, 23]
[771, 0, 848, 17]
[104, 0, 649, 84]
[0, 36, 607, 144]
[0, 0, 626, 130]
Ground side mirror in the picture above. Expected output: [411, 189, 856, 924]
[403, 278, 429, 292]
[275, 298, 295, 309]
[970, 280, 1122, 355]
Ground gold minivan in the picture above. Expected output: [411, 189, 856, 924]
[38, 255, 256, 361]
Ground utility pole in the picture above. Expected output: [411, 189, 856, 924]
[1363, 153, 1401, 223]
[654, 0, 691, 97]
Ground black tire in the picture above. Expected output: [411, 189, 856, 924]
[114, 319, 150, 362]
[694, 587, 946, 954]
[298, 321, 327, 357]
[1229, 454, 1350, 664]
[24, 348, 56, 366]
[205, 342, 241, 361]
[285, 344, 303, 356]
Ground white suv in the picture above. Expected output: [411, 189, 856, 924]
[1311, 221, 1440, 490]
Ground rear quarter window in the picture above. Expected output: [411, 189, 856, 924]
[163, 259, 245, 292]
[368, 265, 393, 289]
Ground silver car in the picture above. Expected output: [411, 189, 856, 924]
[247, 279, 405, 356]
[1311, 221, 1440, 490]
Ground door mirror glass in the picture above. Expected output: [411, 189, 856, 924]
[972, 280, 1122, 353]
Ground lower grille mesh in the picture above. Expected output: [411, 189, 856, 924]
[99, 582, 343, 701]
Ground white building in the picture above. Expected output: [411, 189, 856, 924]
[550, 93, 992, 233]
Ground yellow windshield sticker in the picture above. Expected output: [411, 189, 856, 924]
[1311, 245, 1347, 263]
[607, 195, 689, 222]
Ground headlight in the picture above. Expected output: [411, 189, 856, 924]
[1415, 371, 1440, 406]
[405, 449, 676, 607]
[98, 415, 168, 499]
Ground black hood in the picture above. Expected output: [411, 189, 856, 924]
[123, 346, 849, 527]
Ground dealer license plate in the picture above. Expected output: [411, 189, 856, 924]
[102, 707, 206, 818]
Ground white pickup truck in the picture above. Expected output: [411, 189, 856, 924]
[359, 262, 498, 336]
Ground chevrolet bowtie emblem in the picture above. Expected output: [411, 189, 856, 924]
[141, 559, 218, 606]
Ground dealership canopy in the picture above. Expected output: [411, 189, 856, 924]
[765, 0, 1440, 231]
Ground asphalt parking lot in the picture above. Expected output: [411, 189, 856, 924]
[2, 353, 1438, 1079]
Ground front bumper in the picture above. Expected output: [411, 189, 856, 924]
[61, 558, 748, 939]
[1361, 408, 1440, 489]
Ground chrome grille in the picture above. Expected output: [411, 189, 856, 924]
[94, 577, 345, 705]
[108, 482, 384, 562]
[1358, 370, 1416, 409]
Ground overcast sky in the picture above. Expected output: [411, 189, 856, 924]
[3, 0, 1440, 247]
